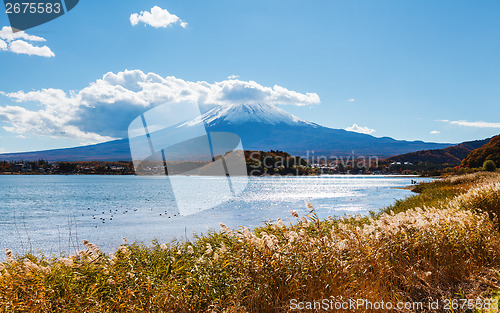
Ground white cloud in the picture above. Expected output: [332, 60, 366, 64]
[0, 26, 54, 57]
[228, 74, 239, 79]
[8, 40, 55, 57]
[345, 124, 376, 135]
[347, 98, 355, 102]
[0, 104, 113, 143]
[430, 130, 440, 134]
[439, 119, 500, 129]
[0, 70, 320, 141]
[0, 26, 46, 42]
[130, 6, 187, 29]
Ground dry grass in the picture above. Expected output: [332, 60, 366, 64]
[2, 172, 500, 312]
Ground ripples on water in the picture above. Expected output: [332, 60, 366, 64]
[0, 175, 432, 255]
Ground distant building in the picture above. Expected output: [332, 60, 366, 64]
[12, 164, 24, 172]
[12, 163, 31, 173]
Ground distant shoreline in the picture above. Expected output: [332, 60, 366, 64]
[0, 172, 135, 176]
[0, 172, 428, 178]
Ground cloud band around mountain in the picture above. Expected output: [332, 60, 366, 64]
[0, 70, 320, 143]
[345, 124, 376, 135]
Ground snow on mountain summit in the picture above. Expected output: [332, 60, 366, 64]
[183, 103, 318, 127]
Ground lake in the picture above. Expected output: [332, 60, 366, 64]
[0, 175, 432, 256]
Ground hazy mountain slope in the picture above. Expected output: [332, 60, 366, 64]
[0, 139, 131, 162]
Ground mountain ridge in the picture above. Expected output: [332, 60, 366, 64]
[0, 102, 452, 161]
[462, 135, 500, 168]
[384, 137, 492, 165]
[192, 103, 318, 127]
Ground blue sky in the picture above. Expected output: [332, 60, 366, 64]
[1, 0, 500, 153]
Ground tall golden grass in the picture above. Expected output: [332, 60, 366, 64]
[1, 172, 500, 312]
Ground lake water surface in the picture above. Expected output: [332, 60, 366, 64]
[0, 175, 432, 256]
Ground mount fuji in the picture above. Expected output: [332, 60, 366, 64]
[187, 103, 318, 128]
[0, 103, 451, 161]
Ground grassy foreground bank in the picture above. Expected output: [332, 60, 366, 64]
[2, 173, 500, 312]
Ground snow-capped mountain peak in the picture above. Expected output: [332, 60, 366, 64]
[183, 103, 318, 127]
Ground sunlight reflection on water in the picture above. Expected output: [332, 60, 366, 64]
[0, 175, 433, 255]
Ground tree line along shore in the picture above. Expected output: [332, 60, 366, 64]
[0, 149, 490, 176]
